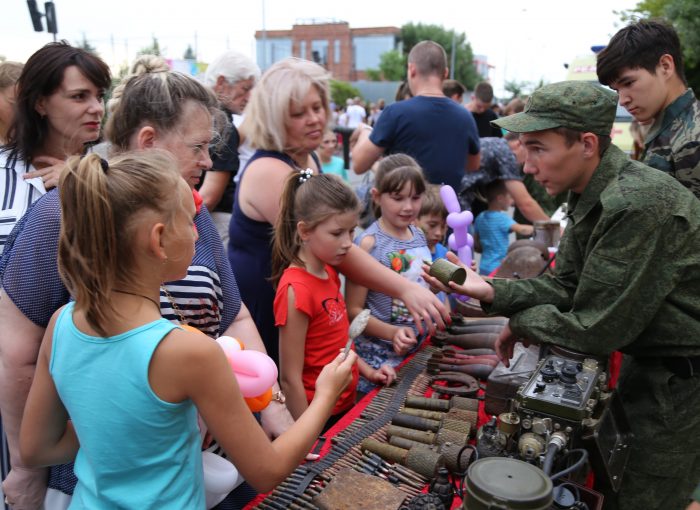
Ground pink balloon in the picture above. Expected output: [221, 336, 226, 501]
[216, 338, 278, 398]
[440, 185, 461, 214]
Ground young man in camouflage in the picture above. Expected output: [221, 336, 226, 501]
[425, 81, 700, 510]
[597, 19, 700, 199]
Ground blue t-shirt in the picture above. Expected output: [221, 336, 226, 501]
[474, 210, 515, 275]
[370, 96, 480, 190]
[432, 242, 449, 262]
[321, 156, 348, 182]
[51, 304, 203, 509]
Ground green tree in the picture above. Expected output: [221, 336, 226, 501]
[366, 50, 405, 81]
[400, 23, 480, 89]
[617, 0, 700, 92]
[330, 79, 361, 107]
[183, 44, 196, 60]
[365, 69, 382, 81]
[137, 36, 162, 57]
[76, 33, 98, 55]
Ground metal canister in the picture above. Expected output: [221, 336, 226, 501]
[429, 258, 467, 286]
[463, 458, 553, 510]
[533, 220, 561, 249]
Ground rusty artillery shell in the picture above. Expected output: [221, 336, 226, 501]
[446, 408, 479, 431]
[400, 407, 446, 421]
[440, 418, 471, 436]
[439, 442, 472, 474]
[389, 435, 427, 450]
[428, 258, 467, 286]
[435, 427, 469, 447]
[405, 395, 450, 412]
[450, 396, 480, 412]
[405, 444, 445, 479]
[392, 413, 441, 432]
[386, 425, 436, 445]
[360, 438, 408, 464]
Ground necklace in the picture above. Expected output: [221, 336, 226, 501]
[113, 289, 161, 313]
[160, 285, 188, 324]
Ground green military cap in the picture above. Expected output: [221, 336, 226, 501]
[492, 81, 618, 135]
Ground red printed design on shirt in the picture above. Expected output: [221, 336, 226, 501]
[322, 296, 345, 325]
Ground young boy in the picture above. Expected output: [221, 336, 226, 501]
[597, 19, 700, 199]
[416, 185, 450, 306]
[416, 185, 448, 263]
[473, 179, 533, 275]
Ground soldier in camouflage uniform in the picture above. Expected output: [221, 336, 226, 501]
[597, 19, 700, 199]
[424, 81, 700, 510]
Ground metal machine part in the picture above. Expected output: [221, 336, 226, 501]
[475, 349, 631, 502]
[463, 457, 553, 510]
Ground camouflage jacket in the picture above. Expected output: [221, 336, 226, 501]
[642, 88, 700, 199]
[485, 145, 700, 357]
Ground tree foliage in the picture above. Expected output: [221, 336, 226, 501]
[400, 23, 481, 89]
[183, 44, 196, 60]
[330, 79, 361, 107]
[137, 36, 162, 57]
[76, 33, 98, 55]
[617, 0, 700, 92]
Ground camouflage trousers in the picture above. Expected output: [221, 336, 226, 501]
[604, 355, 700, 510]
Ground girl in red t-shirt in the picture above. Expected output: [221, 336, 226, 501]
[272, 170, 396, 429]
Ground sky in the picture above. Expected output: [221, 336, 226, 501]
[1, 0, 640, 95]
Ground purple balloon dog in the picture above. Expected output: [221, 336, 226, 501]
[439, 185, 474, 301]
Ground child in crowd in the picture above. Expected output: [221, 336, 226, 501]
[346, 154, 431, 394]
[416, 185, 450, 306]
[473, 179, 534, 275]
[316, 129, 348, 182]
[272, 171, 396, 429]
[19, 153, 355, 507]
[416, 185, 449, 263]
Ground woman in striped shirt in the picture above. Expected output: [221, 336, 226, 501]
[0, 42, 110, 254]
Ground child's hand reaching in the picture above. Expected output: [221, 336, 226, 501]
[392, 326, 417, 355]
[314, 350, 357, 404]
[367, 364, 397, 387]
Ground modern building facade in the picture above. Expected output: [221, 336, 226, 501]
[255, 20, 401, 81]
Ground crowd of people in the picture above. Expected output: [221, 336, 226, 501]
[0, 15, 697, 510]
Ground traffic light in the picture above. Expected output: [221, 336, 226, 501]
[45, 2, 57, 34]
[26, 0, 57, 35]
[27, 0, 43, 32]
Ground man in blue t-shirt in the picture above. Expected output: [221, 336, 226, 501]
[351, 41, 480, 191]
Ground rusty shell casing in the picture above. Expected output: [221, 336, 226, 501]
[392, 413, 441, 432]
[360, 438, 408, 464]
[405, 445, 445, 479]
[405, 396, 450, 412]
[389, 435, 427, 451]
[440, 418, 471, 436]
[386, 425, 436, 445]
[439, 442, 472, 474]
[446, 409, 479, 431]
[435, 427, 469, 447]
[434, 332, 498, 350]
[450, 396, 480, 412]
[428, 258, 467, 286]
[400, 407, 446, 421]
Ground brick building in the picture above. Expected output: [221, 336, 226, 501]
[255, 20, 401, 81]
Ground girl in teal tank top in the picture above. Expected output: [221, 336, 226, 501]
[18, 152, 356, 508]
